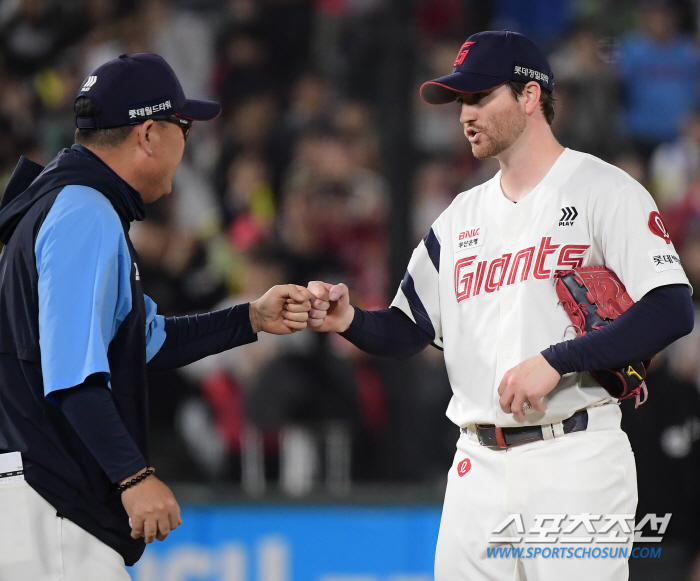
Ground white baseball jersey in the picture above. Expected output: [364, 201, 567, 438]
[391, 148, 690, 428]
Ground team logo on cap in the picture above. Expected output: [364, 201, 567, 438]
[454, 41, 476, 66]
[81, 76, 97, 92]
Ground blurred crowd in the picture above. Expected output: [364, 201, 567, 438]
[2, 0, 700, 564]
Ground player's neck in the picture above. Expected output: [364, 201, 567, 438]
[84, 143, 155, 202]
[496, 126, 565, 203]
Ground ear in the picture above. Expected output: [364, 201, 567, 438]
[135, 120, 155, 156]
[522, 81, 541, 116]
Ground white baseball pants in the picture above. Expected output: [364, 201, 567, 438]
[0, 480, 131, 581]
[435, 403, 637, 581]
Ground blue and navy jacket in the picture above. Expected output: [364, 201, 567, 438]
[0, 145, 255, 565]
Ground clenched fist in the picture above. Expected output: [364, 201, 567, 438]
[306, 281, 355, 333]
[249, 284, 313, 335]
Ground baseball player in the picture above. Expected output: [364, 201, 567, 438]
[0, 54, 315, 580]
[307, 31, 695, 580]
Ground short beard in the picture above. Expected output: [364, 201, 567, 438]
[468, 104, 527, 160]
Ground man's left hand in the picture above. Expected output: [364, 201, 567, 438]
[498, 354, 561, 421]
[249, 285, 313, 335]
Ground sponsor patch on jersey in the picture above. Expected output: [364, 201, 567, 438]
[648, 211, 671, 244]
[455, 227, 483, 253]
[559, 206, 578, 226]
[649, 250, 682, 272]
[0, 452, 24, 483]
[457, 458, 471, 477]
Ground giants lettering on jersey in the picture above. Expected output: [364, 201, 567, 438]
[454, 237, 589, 302]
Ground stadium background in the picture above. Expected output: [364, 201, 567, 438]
[1, 0, 699, 579]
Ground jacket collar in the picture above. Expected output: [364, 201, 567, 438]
[0, 145, 146, 244]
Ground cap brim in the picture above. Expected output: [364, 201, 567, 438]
[178, 99, 222, 121]
[420, 71, 508, 104]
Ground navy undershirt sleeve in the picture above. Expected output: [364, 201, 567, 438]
[542, 284, 694, 375]
[148, 303, 258, 372]
[56, 374, 146, 483]
[339, 306, 432, 358]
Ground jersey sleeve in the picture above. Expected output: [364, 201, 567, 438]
[144, 294, 166, 363]
[35, 186, 132, 395]
[390, 223, 443, 348]
[592, 180, 691, 301]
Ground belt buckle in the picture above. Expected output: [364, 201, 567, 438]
[476, 425, 510, 448]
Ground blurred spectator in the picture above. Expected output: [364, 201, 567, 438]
[213, 25, 271, 107]
[414, 0, 493, 41]
[0, 71, 39, 172]
[34, 56, 84, 160]
[332, 100, 381, 170]
[611, 150, 648, 185]
[416, 0, 459, 37]
[365, 347, 455, 482]
[223, 151, 276, 250]
[130, 194, 227, 316]
[549, 25, 622, 159]
[649, 108, 700, 208]
[411, 160, 454, 244]
[280, 131, 389, 305]
[261, 0, 313, 91]
[663, 181, 700, 254]
[0, 0, 81, 74]
[177, 248, 318, 480]
[615, 1, 700, 159]
[268, 73, 334, 172]
[622, 344, 700, 581]
[677, 226, 700, 303]
[138, 0, 216, 101]
[311, 0, 385, 97]
[491, 0, 569, 51]
[414, 40, 466, 155]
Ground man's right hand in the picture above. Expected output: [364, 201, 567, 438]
[307, 281, 355, 333]
[120, 469, 182, 543]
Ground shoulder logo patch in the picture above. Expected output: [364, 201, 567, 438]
[559, 206, 577, 226]
[649, 250, 682, 272]
[648, 211, 671, 244]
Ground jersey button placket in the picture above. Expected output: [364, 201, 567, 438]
[502, 211, 522, 354]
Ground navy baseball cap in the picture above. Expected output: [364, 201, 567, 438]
[75, 53, 221, 128]
[420, 31, 554, 105]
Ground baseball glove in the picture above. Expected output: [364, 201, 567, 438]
[554, 266, 649, 408]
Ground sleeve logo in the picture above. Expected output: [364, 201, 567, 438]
[648, 250, 682, 272]
[648, 211, 671, 244]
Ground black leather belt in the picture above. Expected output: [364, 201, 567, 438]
[463, 410, 589, 449]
